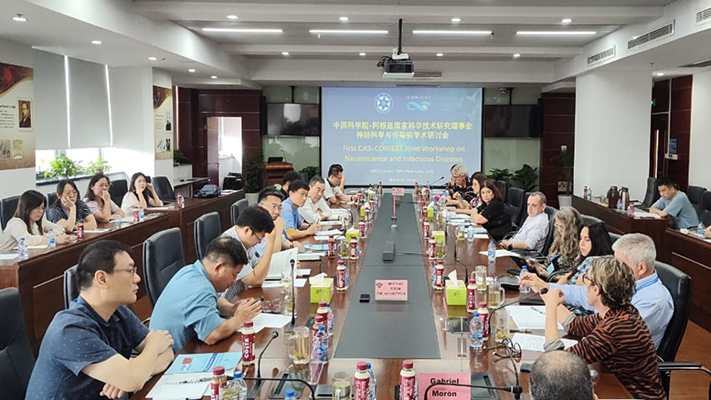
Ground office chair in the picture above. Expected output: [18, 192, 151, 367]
[581, 214, 604, 226]
[194, 212, 222, 261]
[143, 228, 185, 306]
[152, 176, 176, 203]
[110, 179, 128, 207]
[701, 192, 711, 226]
[641, 177, 660, 208]
[687, 185, 707, 220]
[609, 232, 622, 245]
[230, 198, 248, 227]
[0, 288, 35, 400]
[506, 188, 526, 229]
[495, 180, 509, 204]
[46, 192, 58, 208]
[63, 265, 80, 310]
[540, 206, 558, 256]
[0, 195, 19, 230]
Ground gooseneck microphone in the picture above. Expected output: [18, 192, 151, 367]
[426, 176, 446, 190]
[247, 331, 280, 399]
[289, 259, 296, 327]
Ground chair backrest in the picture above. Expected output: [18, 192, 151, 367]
[110, 179, 128, 207]
[609, 232, 622, 245]
[0, 195, 19, 230]
[63, 265, 80, 310]
[230, 198, 249, 227]
[506, 187, 526, 227]
[655, 261, 692, 362]
[46, 192, 58, 209]
[495, 180, 509, 203]
[701, 191, 711, 226]
[581, 214, 604, 226]
[642, 177, 660, 207]
[541, 206, 558, 255]
[194, 212, 222, 261]
[0, 288, 35, 399]
[143, 228, 185, 306]
[687, 185, 707, 220]
[152, 176, 175, 202]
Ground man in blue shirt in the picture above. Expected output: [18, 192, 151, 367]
[253, 187, 301, 256]
[521, 233, 673, 349]
[26, 240, 174, 400]
[650, 177, 699, 229]
[150, 237, 262, 352]
[281, 180, 320, 241]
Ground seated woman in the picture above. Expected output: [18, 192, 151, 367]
[121, 172, 163, 215]
[0, 190, 69, 252]
[470, 180, 512, 241]
[46, 180, 97, 232]
[542, 256, 665, 400]
[83, 173, 125, 223]
[529, 207, 582, 281]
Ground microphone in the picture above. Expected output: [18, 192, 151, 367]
[289, 259, 296, 328]
[426, 176, 446, 189]
[243, 376, 316, 400]
[423, 380, 522, 400]
[247, 331, 280, 400]
[280, 148, 288, 163]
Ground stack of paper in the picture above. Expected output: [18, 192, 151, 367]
[265, 248, 298, 280]
[478, 249, 519, 258]
[298, 252, 325, 261]
[147, 353, 242, 399]
[512, 333, 577, 352]
[507, 306, 563, 330]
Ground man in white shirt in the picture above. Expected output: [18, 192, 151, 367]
[501, 191, 549, 253]
[324, 164, 352, 205]
[299, 176, 332, 224]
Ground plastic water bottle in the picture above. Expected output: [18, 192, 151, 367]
[470, 312, 483, 350]
[312, 325, 328, 364]
[366, 362, 377, 400]
[18, 237, 29, 259]
[326, 302, 334, 337]
[698, 223, 706, 239]
[466, 224, 475, 243]
[46, 228, 56, 249]
[284, 389, 296, 400]
[223, 371, 248, 400]
[519, 265, 531, 294]
[487, 240, 496, 264]
[138, 206, 145, 222]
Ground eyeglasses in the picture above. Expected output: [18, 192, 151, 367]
[581, 273, 596, 287]
[114, 267, 138, 276]
[252, 231, 265, 242]
[62, 190, 78, 197]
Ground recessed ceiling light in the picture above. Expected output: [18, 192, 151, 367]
[413, 30, 492, 35]
[309, 29, 388, 35]
[91, 40, 102, 45]
[656, 72, 665, 77]
[282, 51, 290, 56]
[188, 69, 196, 73]
[226, 15, 239, 20]
[561, 18, 572, 24]
[451, 17, 461, 23]
[436, 53, 444, 57]
[513, 53, 521, 58]
[517, 31, 596, 36]
[12, 14, 27, 22]
[359, 52, 366, 56]
[148, 57, 158, 61]
[339, 16, 349, 22]
[211, 75, 218, 79]
[202, 28, 283, 33]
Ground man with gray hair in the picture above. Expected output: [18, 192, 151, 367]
[529, 351, 596, 400]
[501, 192, 549, 253]
[520, 233, 673, 348]
[446, 164, 474, 206]
[299, 175, 332, 224]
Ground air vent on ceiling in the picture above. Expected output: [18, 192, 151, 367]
[697, 7, 711, 24]
[627, 21, 674, 50]
[679, 58, 711, 68]
[412, 70, 443, 79]
[587, 46, 616, 66]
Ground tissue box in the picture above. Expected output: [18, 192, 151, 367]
[310, 278, 334, 303]
[345, 228, 360, 242]
[432, 230, 446, 245]
[445, 280, 466, 306]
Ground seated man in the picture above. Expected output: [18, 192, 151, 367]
[281, 180, 320, 240]
[324, 164, 352, 205]
[299, 176, 333, 224]
[501, 192, 549, 253]
[279, 170, 301, 200]
[26, 240, 174, 400]
[650, 177, 699, 229]
[221, 205, 277, 299]
[254, 187, 301, 253]
[445, 164, 474, 208]
[530, 351, 597, 400]
[150, 237, 262, 352]
[521, 233, 673, 349]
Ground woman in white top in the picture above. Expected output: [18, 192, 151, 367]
[83, 173, 124, 223]
[0, 190, 69, 252]
[121, 172, 163, 215]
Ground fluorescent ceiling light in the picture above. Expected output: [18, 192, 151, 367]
[413, 30, 492, 35]
[359, 52, 366, 56]
[148, 57, 158, 61]
[91, 40, 102, 45]
[226, 15, 238, 20]
[436, 53, 444, 57]
[656, 72, 665, 77]
[12, 14, 27, 22]
[451, 18, 461, 23]
[339, 16, 349, 21]
[211, 75, 218, 79]
[282, 51, 290, 56]
[561, 18, 572, 24]
[517, 31, 596, 35]
[309, 29, 388, 35]
[513, 53, 521, 58]
[202, 27, 283, 33]
[188, 68, 196, 73]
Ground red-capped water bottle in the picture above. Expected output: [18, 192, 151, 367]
[77, 219, 85, 241]
[378, 182, 383, 197]
[466, 278, 477, 313]
[177, 193, 185, 208]
[423, 222, 430, 239]
[349, 238, 358, 260]
[356, 191, 362, 204]
[427, 239, 436, 259]
[133, 206, 140, 222]
[336, 260, 349, 291]
[317, 301, 329, 335]
[354, 362, 371, 400]
[432, 260, 444, 290]
[327, 235, 335, 259]
[629, 202, 635, 217]
[364, 207, 371, 224]
[399, 360, 418, 400]
[478, 302, 489, 342]
[241, 321, 256, 365]
[313, 314, 326, 338]
[359, 221, 366, 239]
[210, 366, 227, 400]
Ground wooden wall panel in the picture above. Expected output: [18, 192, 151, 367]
[668, 76, 692, 190]
[540, 93, 576, 208]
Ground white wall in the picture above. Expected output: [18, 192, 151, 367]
[574, 70, 652, 200]
[690, 70, 711, 190]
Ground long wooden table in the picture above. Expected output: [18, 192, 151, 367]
[131, 195, 630, 399]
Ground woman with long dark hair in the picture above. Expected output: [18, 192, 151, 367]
[469, 180, 512, 241]
[121, 172, 163, 214]
[0, 190, 69, 252]
[84, 174, 124, 223]
[563, 222, 613, 284]
[47, 180, 97, 232]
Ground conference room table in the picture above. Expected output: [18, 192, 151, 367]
[131, 193, 630, 399]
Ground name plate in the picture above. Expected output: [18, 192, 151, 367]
[374, 279, 408, 301]
[418, 372, 471, 400]
[392, 187, 405, 196]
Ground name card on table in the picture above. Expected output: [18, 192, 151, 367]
[374, 279, 408, 301]
[392, 187, 405, 196]
[418, 372, 471, 400]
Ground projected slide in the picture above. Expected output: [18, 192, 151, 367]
[321, 87, 482, 186]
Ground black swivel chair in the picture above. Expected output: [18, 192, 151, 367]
[495, 180, 509, 204]
[540, 206, 558, 256]
[152, 176, 176, 203]
[506, 188, 527, 228]
[63, 265, 80, 310]
[143, 228, 185, 306]
[609, 232, 622, 245]
[642, 177, 660, 208]
[0, 288, 35, 400]
[110, 179, 128, 207]
[230, 198, 248, 227]
[46, 192, 58, 208]
[687, 185, 707, 220]
[581, 214, 604, 226]
[701, 192, 711, 226]
[1, 195, 19, 230]
[194, 212, 222, 261]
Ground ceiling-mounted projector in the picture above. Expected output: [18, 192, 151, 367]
[377, 19, 414, 79]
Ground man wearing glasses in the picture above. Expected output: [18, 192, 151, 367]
[221, 206, 277, 300]
[255, 187, 301, 253]
[26, 241, 174, 400]
[281, 180, 321, 240]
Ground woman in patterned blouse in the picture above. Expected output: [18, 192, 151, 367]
[559, 222, 613, 285]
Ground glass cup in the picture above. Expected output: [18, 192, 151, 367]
[286, 327, 311, 365]
[332, 371, 352, 400]
[475, 265, 487, 289]
[435, 242, 447, 259]
[338, 238, 350, 259]
[494, 308, 511, 344]
[488, 281, 506, 308]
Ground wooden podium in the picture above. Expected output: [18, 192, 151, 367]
[263, 162, 294, 186]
